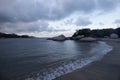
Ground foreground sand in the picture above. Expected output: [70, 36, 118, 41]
[55, 40, 120, 80]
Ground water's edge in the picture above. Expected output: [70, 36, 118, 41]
[25, 41, 113, 80]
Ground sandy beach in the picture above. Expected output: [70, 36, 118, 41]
[55, 40, 120, 80]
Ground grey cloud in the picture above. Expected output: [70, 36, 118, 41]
[75, 17, 92, 26]
[0, 13, 15, 22]
[0, 21, 66, 33]
[0, 21, 48, 33]
[64, 0, 96, 14]
[0, 0, 120, 34]
[99, 22, 104, 26]
[114, 19, 120, 24]
[0, 0, 119, 23]
[97, 0, 118, 11]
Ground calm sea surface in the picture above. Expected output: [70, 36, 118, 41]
[0, 38, 112, 80]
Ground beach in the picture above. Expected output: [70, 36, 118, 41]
[55, 40, 120, 80]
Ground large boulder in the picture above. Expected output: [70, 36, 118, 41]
[110, 33, 119, 39]
[79, 37, 97, 42]
[48, 35, 66, 41]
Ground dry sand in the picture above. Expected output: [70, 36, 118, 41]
[55, 40, 120, 80]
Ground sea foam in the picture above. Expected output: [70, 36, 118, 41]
[25, 41, 112, 80]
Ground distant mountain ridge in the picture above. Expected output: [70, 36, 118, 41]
[0, 32, 34, 38]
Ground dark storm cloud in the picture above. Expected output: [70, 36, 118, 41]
[0, 14, 13, 22]
[0, 0, 119, 23]
[0, 0, 120, 34]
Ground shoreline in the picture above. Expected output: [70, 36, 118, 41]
[25, 41, 112, 80]
[55, 40, 120, 80]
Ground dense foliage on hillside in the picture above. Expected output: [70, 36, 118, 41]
[72, 27, 120, 38]
[0, 32, 34, 38]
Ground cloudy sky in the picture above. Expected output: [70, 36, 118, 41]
[0, 0, 120, 37]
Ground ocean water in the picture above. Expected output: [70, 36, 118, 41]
[0, 38, 112, 80]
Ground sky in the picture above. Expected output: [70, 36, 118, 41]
[0, 0, 120, 37]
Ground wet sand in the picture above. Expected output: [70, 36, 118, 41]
[55, 40, 120, 80]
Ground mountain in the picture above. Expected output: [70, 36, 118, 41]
[0, 32, 34, 38]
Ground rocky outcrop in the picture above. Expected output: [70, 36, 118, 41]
[79, 37, 97, 42]
[48, 35, 66, 41]
[72, 35, 84, 40]
[110, 33, 119, 39]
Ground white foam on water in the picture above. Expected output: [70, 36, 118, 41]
[25, 41, 113, 80]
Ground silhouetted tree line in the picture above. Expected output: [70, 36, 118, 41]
[72, 27, 120, 38]
[0, 32, 34, 38]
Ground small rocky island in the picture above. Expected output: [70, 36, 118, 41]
[0, 32, 34, 38]
[48, 27, 120, 41]
[47, 35, 66, 41]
